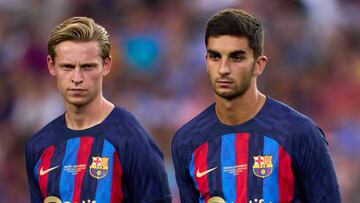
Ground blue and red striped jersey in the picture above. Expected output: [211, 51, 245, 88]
[172, 97, 341, 203]
[26, 106, 171, 203]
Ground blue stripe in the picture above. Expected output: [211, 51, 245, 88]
[34, 159, 41, 181]
[60, 137, 80, 202]
[95, 140, 115, 203]
[263, 136, 279, 202]
[221, 133, 236, 202]
[189, 153, 204, 203]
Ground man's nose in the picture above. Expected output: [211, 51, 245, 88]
[71, 68, 83, 84]
[219, 59, 231, 75]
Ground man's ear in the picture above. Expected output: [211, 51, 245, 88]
[103, 56, 112, 76]
[254, 55, 268, 76]
[47, 55, 56, 76]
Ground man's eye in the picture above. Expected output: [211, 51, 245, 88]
[82, 65, 95, 71]
[231, 55, 244, 62]
[62, 65, 74, 70]
[209, 54, 220, 61]
[82, 65, 96, 70]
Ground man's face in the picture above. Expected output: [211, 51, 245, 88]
[206, 35, 259, 100]
[48, 41, 111, 107]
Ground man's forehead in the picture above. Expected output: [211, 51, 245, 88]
[53, 41, 102, 61]
[207, 35, 252, 54]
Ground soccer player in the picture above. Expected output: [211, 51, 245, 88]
[25, 17, 171, 203]
[172, 9, 341, 203]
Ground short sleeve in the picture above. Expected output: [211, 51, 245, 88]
[120, 122, 171, 203]
[171, 131, 199, 202]
[26, 141, 43, 203]
[296, 122, 341, 202]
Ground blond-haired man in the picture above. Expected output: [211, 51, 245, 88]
[26, 17, 171, 203]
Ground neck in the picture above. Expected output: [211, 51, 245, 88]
[215, 88, 266, 126]
[65, 97, 114, 130]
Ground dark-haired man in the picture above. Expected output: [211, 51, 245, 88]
[172, 9, 341, 203]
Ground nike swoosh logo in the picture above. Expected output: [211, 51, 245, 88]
[39, 166, 59, 176]
[196, 167, 217, 178]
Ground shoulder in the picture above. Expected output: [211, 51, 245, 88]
[26, 114, 64, 148]
[172, 103, 217, 149]
[265, 97, 318, 131]
[26, 114, 65, 161]
[106, 106, 138, 123]
[108, 106, 165, 159]
[103, 106, 147, 135]
[105, 106, 155, 143]
[171, 104, 216, 167]
[263, 97, 326, 153]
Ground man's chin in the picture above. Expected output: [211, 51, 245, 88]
[65, 98, 89, 108]
[215, 91, 237, 100]
[214, 90, 246, 100]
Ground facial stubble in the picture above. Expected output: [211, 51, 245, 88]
[211, 62, 256, 100]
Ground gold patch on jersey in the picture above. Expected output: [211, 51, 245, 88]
[208, 196, 225, 203]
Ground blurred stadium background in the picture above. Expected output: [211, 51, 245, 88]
[0, 0, 359, 202]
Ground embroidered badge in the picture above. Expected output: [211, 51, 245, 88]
[252, 155, 273, 178]
[89, 156, 109, 179]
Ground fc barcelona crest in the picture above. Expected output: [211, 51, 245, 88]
[89, 156, 109, 179]
[252, 155, 273, 178]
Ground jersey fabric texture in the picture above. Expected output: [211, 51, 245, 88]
[26, 106, 171, 203]
[172, 96, 341, 203]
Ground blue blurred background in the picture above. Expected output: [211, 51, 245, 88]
[0, 0, 360, 202]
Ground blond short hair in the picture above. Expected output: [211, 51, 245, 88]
[48, 16, 111, 61]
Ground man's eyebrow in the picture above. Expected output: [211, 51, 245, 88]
[207, 49, 247, 55]
[57, 62, 98, 67]
[229, 50, 247, 55]
[206, 49, 220, 55]
[80, 62, 98, 67]
[58, 62, 74, 67]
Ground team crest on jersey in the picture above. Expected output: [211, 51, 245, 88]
[252, 155, 273, 178]
[89, 156, 109, 179]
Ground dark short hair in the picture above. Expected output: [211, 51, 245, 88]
[205, 9, 264, 58]
[48, 16, 111, 61]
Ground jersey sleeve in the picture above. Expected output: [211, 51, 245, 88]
[171, 132, 199, 202]
[120, 122, 171, 202]
[296, 122, 341, 202]
[25, 141, 43, 203]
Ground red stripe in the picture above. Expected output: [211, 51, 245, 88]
[235, 133, 249, 203]
[111, 152, 123, 203]
[193, 142, 210, 202]
[72, 137, 94, 202]
[278, 146, 294, 202]
[38, 145, 55, 199]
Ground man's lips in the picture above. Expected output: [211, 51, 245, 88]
[216, 79, 233, 84]
[217, 80, 232, 83]
[216, 79, 233, 88]
[68, 88, 87, 93]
